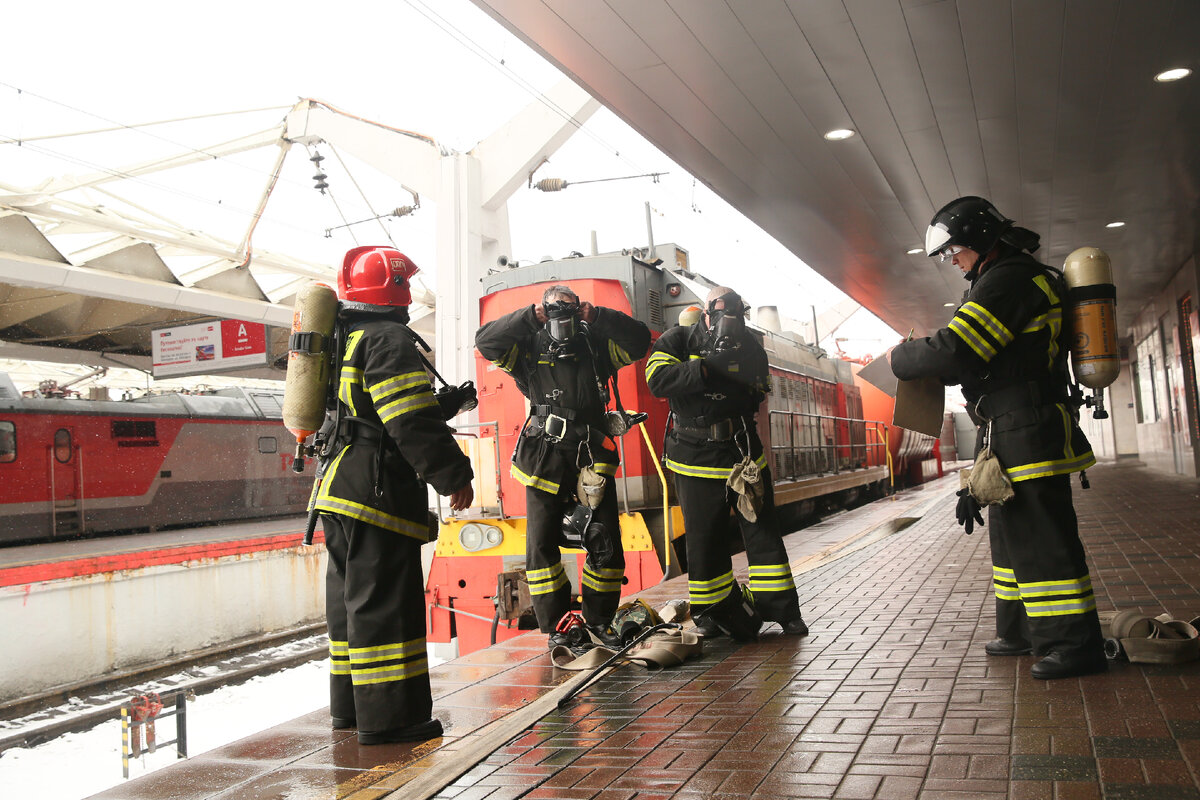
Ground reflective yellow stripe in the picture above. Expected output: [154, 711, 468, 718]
[369, 371, 429, 400]
[1019, 576, 1092, 599]
[1005, 452, 1096, 481]
[645, 352, 680, 380]
[351, 659, 429, 686]
[594, 461, 618, 477]
[527, 562, 568, 596]
[993, 584, 1021, 601]
[748, 564, 795, 593]
[344, 329, 365, 361]
[1033, 274, 1060, 305]
[993, 566, 1016, 580]
[581, 565, 623, 593]
[1024, 596, 1097, 617]
[348, 638, 426, 663]
[666, 453, 768, 480]
[339, 366, 363, 406]
[314, 460, 430, 540]
[609, 340, 634, 369]
[329, 639, 351, 675]
[960, 301, 1014, 346]
[512, 465, 560, 494]
[948, 316, 997, 361]
[689, 571, 734, 603]
[329, 640, 349, 655]
[378, 390, 438, 423]
[490, 343, 520, 373]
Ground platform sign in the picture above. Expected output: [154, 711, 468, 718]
[151, 320, 267, 378]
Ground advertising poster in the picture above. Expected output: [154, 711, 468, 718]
[151, 319, 268, 378]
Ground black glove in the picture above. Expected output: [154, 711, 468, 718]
[955, 488, 984, 534]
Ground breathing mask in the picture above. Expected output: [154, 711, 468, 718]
[560, 502, 613, 562]
[706, 292, 747, 353]
[544, 299, 581, 344]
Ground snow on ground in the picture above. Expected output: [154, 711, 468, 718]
[0, 647, 449, 800]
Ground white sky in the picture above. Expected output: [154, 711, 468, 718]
[0, 0, 897, 366]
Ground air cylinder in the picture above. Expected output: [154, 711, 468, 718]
[282, 282, 338, 467]
[1063, 247, 1119, 391]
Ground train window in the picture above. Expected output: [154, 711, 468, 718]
[54, 429, 72, 463]
[0, 421, 14, 463]
[258, 437, 278, 454]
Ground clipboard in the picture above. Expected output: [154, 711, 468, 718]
[893, 376, 945, 438]
[856, 355, 898, 398]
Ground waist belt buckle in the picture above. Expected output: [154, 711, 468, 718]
[710, 419, 734, 440]
[544, 413, 569, 443]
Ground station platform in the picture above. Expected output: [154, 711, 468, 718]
[86, 460, 1200, 800]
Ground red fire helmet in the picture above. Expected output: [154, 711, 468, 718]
[338, 246, 419, 308]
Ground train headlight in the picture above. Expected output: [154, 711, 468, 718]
[458, 523, 503, 552]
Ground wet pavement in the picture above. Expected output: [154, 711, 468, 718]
[86, 460, 1200, 800]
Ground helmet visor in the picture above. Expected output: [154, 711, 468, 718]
[925, 224, 952, 257]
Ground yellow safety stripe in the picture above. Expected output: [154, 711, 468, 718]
[339, 366, 363, 406]
[377, 390, 438, 424]
[344, 329, 365, 361]
[348, 638, 427, 664]
[593, 461, 618, 477]
[329, 640, 351, 675]
[581, 564, 623, 593]
[314, 463, 431, 540]
[351, 659, 429, 686]
[490, 343, 520, 373]
[527, 562, 569, 596]
[1024, 596, 1097, 618]
[689, 571, 734, 603]
[748, 564, 796, 593]
[1005, 452, 1096, 482]
[369, 371, 429, 400]
[992, 565, 1020, 601]
[961, 302, 1014, 347]
[645, 351, 680, 381]
[1018, 576, 1092, 599]
[609, 340, 634, 369]
[948, 315, 999, 362]
[993, 583, 1021, 601]
[1033, 274, 1060, 305]
[512, 464, 560, 494]
[666, 453, 768, 481]
[1022, 309, 1063, 370]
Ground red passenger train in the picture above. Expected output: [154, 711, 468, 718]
[0, 374, 310, 544]
[426, 245, 911, 655]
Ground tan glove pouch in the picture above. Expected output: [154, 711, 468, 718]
[576, 465, 607, 510]
[967, 423, 1015, 506]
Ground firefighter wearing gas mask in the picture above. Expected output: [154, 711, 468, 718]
[312, 246, 474, 744]
[475, 285, 650, 651]
[889, 196, 1105, 681]
[646, 287, 808, 641]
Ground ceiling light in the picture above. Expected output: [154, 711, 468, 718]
[823, 128, 855, 141]
[1154, 67, 1192, 82]
[1105, 221, 1125, 228]
[943, 302, 955, 308]
[907, 247, 923, 255]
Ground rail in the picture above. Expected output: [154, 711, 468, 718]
[767, 409, 890, 482]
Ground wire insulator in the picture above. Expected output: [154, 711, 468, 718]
[392, 206, 415, 218]
[534, 178, 567, 192]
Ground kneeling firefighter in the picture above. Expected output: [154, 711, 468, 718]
[296, 246, 474, 744]
[475, 284, 650, 652]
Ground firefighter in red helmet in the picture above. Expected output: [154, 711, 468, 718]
[313, 246, 473, 743]
[888, 197, 1105, 680]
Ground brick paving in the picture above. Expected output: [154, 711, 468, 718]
[89, 460, 1200, 800]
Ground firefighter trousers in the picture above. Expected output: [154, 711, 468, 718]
[987, 473, 1104, 658]
[323, 514, 433, 734]
[674, 470, 801, 624]
[524, 477, 625, 632]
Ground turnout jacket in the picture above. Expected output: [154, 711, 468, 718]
[314, 314, 473, 538]
[646, 323, 771, 480]
[891, 249, 1094, 482]
[475, 304, 650, 495]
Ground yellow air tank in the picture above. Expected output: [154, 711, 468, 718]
[1064, 247, 1119, 419]
[283, 281, 339, 471]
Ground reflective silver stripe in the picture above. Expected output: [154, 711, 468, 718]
[528, 562, 569, 596]
[948, 315, 997, 361]
[1024, 596, 1097, 617]
[351, 658, 429, 685]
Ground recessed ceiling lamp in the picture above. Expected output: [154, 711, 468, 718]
[906, 247, 923, 255]
[824, 128, 855, 141]
[943, 302, 955, 308]
[1154, 67, 1192, 82]
[1105, 221, 1126, 228]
